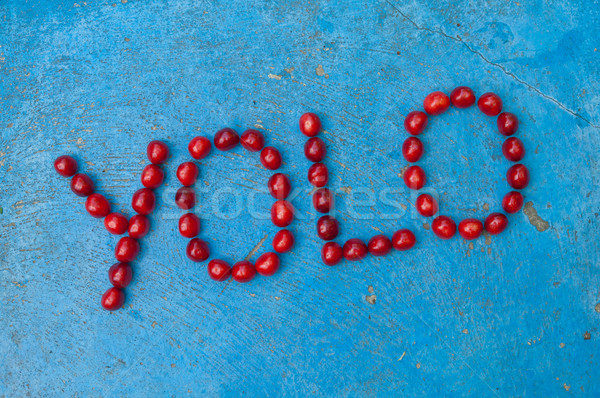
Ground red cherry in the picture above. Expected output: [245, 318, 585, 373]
[485, 213, 508, 235]
[131, 188, 156, 215]
[313, 188, 333, 213]
[255, 252, 280, 276]
[108, 262, 133, 288]
[321, 242, 343, 266]
[497, 112, 519, 136]
[299, 113, 322, 137]
[115, 237, 140, 262]
[415, 193, 438, 217]
[186, 238, 210, 262]
[259, 146, 282, 170]
[450, 86, 476, 108]
[214, 128, 239, 151]
[104, 212, 128, 235]
[141, 164, 164, 189]
[404, 111, 428, 135]
[304, 137, 326, 162]
[54, 155, 78, 177]
[403, 165, 426, 190]
[128, 214, 150, 239]
[502, 191, 524, 213]
[477, 93, 503, 116]
[101, 287, 125, 311]
[458, 218, 483, 240]
[231, 261, 256, 282]
[506, 164, 530, 189]
[432, 216, 457, 239]
[308, 163, 328, 187]
[147, 140, 169, 164]
[317, 215, 339, 241]
[85, 193, 111, 218]
[271, 200, 294, 227]
[188, 136, 212, 159]
[402, 137, 424, 163]
[240, 129, 265, 152]
[273, 229, 294, 253]
[392, 229, 416, 251]
[207, 260, 231, 281]
[175, 187, 196, 210]
[502, 137, 525, 162]
[176, 162, 199, 186]
[70, 173, 94, 197]
[368, 235, 392, 256]
[423, 91, 450, 115]
[268, 173, 291, 199]
[179, 213, 200, 238]
[343, 238, 368, 261]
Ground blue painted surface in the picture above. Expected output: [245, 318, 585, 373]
[1, 0, 599, 396]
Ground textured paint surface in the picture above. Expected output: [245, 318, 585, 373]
[1, 0, 600, 396]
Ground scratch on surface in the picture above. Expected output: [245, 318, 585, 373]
[523, 202, 550, 232]
[245, 234, 269, 260]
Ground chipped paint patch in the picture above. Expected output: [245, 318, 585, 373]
[595, 303, 600, 313]
[268, 73, 282, 80]
[315, 64, 329, 78]
[340, 186, 352, 194]
[366, 294, 376, 304]
[523, 202, 550, 232]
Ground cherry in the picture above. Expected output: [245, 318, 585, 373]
[147, 140, 169, 164]
[343, 238, 368, 261]
[179, 213, 200, 238]
[271, 200, 294, 227]
[214, 127, 239, 151]
[321, 242, 343, 266]
[484, 213, 508, 235]
[231, 261, 256, 282]
[308, 163, 328, 187]
[188, 136, 212, 159]
[260, 147, 282, 170]
[423, 91, 450, 115]
[101, 287, 125, 311]
[128, 214, 150, 239]
[255, 252, 280, 276]
[299, 112, 322, 137]
[70, 173, 94, 197]
[506, 164, 530, 189]
[313, 188, 333, 213]
[131, 188, 156, 215]
[268, 173, 291, 199]
[108, 262, 133, 288]
[175, 187, 196, 210]
[141, 164, 164, 189]
[85, 193, 111, 218]
[497, 112, 519, 136]
[176, 162, 199, 186]
[54, 155, 78, 177]
[403, 165, 426, 190]
[392, 229, 416, 251]
[432, 216, 456, 239]
[304, 137, 326, 162]
[402, 137, 424, 163]
[368, 235, 392, 256]
[240, 129, 265, 152]
[186, 238, 210, 262]
[450, 86, 476, 108]
[207, 259, 231, 281]
[317, 215, 339, 241]
[477, 93, 503, 116]
[104, 212, 129, 235]
[404, 111, 428, 135]
[415, 193, 438, 217]
[458, 218, 483, 240]
[502, 137, 525, 162]
[273, 229, 294, 253]
[502, 191, 524, 213]
[115, 237, 140, 262]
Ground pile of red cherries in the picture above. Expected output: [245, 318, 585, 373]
[403, 87, 528, 240]
[300, 113, 417, 265]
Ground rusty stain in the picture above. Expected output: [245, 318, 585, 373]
[583, 331, 591, 340]
[523, 202, 550, 232]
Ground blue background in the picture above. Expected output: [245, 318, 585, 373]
[1, 0, 599, 396]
